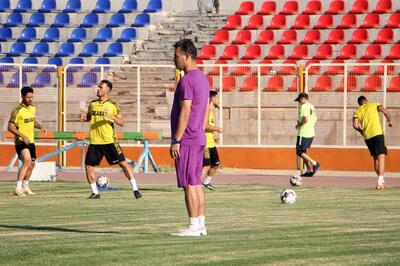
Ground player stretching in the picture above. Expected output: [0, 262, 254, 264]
[80, 80, 142, 199]
[8, 86, 46, 196]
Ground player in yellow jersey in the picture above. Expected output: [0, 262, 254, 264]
[8, 86, 46, 197]
[353, 96, 392, 190]
[80, 80, 142, 199]
[202, 90, 222, 191]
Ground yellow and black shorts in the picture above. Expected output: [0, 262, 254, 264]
[203, 147, 220, 167]
[85, 142, 125, 166]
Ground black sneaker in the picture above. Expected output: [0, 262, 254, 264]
[88, 193, 100, 199]
[133, 190, 142, 199]
[203, 183, 215, 191]
[301, 172, 313, 177]
[311, 162, 321, 176]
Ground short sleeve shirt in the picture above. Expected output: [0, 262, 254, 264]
[206, 110, 216, 148]
[9, 103, 36, 144]
[88, 99, 120, 144]
[353, 102, 383, 140]
[298, 102, 317, 138]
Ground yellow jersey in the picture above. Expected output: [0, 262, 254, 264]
[206, 110, 216, 148]
[9, 103, 36, 144]
[353, 102, 383, 140]
[88, 99, 120, 144]
[298, 102, 317, 138]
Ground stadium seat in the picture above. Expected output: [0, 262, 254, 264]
[106, 13, 125, 27]
[208, 60, 228, 75]
[0, 0, 10, 11]
[373, 0, 392, 13]
[360, 14, 380, 28]
[348, 29, 369, 44]
[288, 77, 298, 91]
[361, 76, 382, 91]
[197, 45, 216, 60]
[144, 0, 162, 12]
[32, 72, 51, 88]
[223, 15, 242, 30]
[47, 57, 63, 66]
[374, 29, 393, 44]
[337, 76, 357, 92]
[80, 13, 98, 27]
[362, 44, 382, 59]
[266, 15, 286, 29]
[303, 1, 321, 15]
[278, 30, 297, 44]
[0, 57, 14, 72]
[39, 0, 56, 12]
[78, 72, 98, 87]
[103, 42, 123, 56]
[256, 59, 272, 75]
[232, 30, 252, 44]
[337, 14, 357, 29]
[7, 72, 27, 88]
[14, 0, 32, 12]
[210, 30, 229, 44]
[219, 45, 239, 60]
[350, 0, 368, 14]
[241, 45, 262, 60]
[324, 29, 344, 44]
[235, 1, 254, 15]
[280, 1, 298, 15]
[68, 57, 84, 72]
[0, 27, 12, 41]
[314, 14, 333, 29]
[27, 13, 45, 27]
[311, 75, 332, 91]
[324, 59, 344, 74]
[117, 28, 136, 42]
[326, 0, 344, 14]
[22, 57, 38, 72]
[55, 42, 75, 57]
[385, 13, 400, 28]
[350, 59, 370, 75]
[68, 28, 87, 42]
[277, 59, 297, 75]
[7, 42, 26, 56]
[231, 60, 252, 76]
[93, 28, 113, 42]
[30, 42, 49, 57]
[386, 44, 400, 59]
[79, 43, 99, 57]
[42, 28, 60, 42]
[63, 0, 81, 12]
[220, 76, 236, 92]
[206, 75, 214, 88]
[313, 44, 333, 59]
[388, 76, 400, 92]
[337, 44, 357, 59]
[257, 1, 276, 15]
[4, 13, 23, 27]
[17, 27, 36, 42]
[0, 73, 4, 85]
[264, 45, 285, 59]
[93, 0, 110, 13]
[239, 75, 257, 92]
[119, 0, 137, 13]
[291, 14, 310, 29]
[95, 57, 110, 64]
[51, 13, 70, 27]
[305, 59, 320, 75]
[301, 29, 320, 44]
[264, 76, 284, 91]
[375, 59, 395, 74]
[66, 72, 74, 86]
[131, 13, 150, 27]
[244, 15, 264, 30]
[288, 45, 308, 59]
[254, 30, 274, 44]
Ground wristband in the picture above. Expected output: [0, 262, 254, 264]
[171, 138, 181, 145]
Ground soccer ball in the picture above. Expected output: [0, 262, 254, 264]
[280, 189, 297, 204]
[290, 175, 302, 186]
[96, 175, 109, 188]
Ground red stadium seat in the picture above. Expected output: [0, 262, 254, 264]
[220, 76, 236, 92]
[350, 0, 368, 14]
[291, 14, 310, 29]
[280, 1, 298, 15]
[311, 75, 332, 91]
[232, 30, 252, 44]
[325, 59, 344, 75]
[313, 44, 333, 59]
[362, 76, 382, 92]
[385, 13, 400, 28]
[245, 14, 264, 29]
[235, 1, 255, 15]
[278, 29, 297, 44]
[303, 1, 321, 15]
[375, 59, 395, 75]
[207, 75, 214, 88]
[337, 76, 357, 92]
[288, 45, 308, 60]
[388, 76, 400, 92]
[223, 15, 242, 30]
[257, 1, 276, 15]
[373, 0, 392, 13]
[386, 44, 400, 59]
[264, 44, 285, 59]
[305, 59, 320, 75]
[266, 14, 286, 29]
[360, 13, 380, 28]
[277, 59, 297, 75]
[314, 14, 333, 29]
[264, 76, 284, 91]
[288, 77, 298, 91]
[301, 29, 320, 44]
[208, 60, 228, 75]
[350, 59, 371, 75]
[231, 60, 252, 76]
[374, 29, 394, 44]
[362, 44, 382, 59]
[256, 59, 272, 75]
[337, 14, 357, 29]
[348, 29, 369, 44]
[196, 59, 204, 71]
[337, 44, 357, 59]
[255, 30, 274, 44]
[241, 44, 262, 60]
[210, 30, 229, 44]
[326, 0, 345, 14]
[325, 29, 344, 44]
[219, 45, 239, 60]
[240, 75, 258, 91]
[197, 44, 216, 60]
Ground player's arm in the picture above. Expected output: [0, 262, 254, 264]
[80, 105, 91, 122]
[352, 117, 363, 135]
[7, 122, 30, 144]
[378, 105, 393, 127]
[34, 120, 47, 134]
[296, 116, 309, 129]
[110, 114, 125, 127]
[170, 100, 191, 159]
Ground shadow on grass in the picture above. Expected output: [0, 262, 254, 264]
[0, 224, 121, 234]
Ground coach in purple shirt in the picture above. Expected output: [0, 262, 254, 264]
[170, 39, 209, 237]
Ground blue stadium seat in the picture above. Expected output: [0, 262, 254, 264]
[4, 13, 23, 27]
[30, 42, 49, 57]
[0, 0, 10, 11]
[22, 57, 38, 72]
[93, 28, 112, 42]
[144, 0, 162, 12]
[78, 72, 98, 87]
[39, 0, 56, 12]
[106, 13, 125, 27]
[131, 13, 150, 27]
[14, 0, 32, 12]
[117, 28, 136, 42]
[7, 72, 28, 88]
[0, 28, 12, 41]
[93, 0, 110, 13]
[80, 13, 99, 27]
[17, 27, 36, 42]
[27, 13, 45, 27]
[51, 13, 70, 27]
[47, 57, 63, 66]
[63, 0, 81, 12]
[7, 42, 26, 56]
[41, 28, 60, 42]
[68, 57, 84, 72]
[103, 42, 123, 56]
[32, 72, 51, 88]
[68, 28, 87, 42]
[79, 43, 98, 56]
[119, 0, 137, 13]
[55, 42, 75, 57]
[66, 72, 74, 86]
[0, 73, 4, 85]
[0, 57, 14, 72]
[91, 57, 110, 71]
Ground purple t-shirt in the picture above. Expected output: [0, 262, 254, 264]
[170, 69, 209, 146]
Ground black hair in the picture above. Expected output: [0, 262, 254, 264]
[174, 38, 197, 60]
[21, 86, 33, 96]
[210, 90, 218, 98]
[100, 79, 113, 91]
[357, 95, 367, 105]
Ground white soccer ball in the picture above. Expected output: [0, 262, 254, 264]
[290, 175, 302, 186]
[280, 189, 297, 204]
[96, 175, 109, 188]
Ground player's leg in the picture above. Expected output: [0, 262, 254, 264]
[376, 154, 385, 189]
[204, 147, 220, 189]
[84, 145, 101, 198]
[118, 160, 142, 199]
[202, 147, 214, 190]
[22, 144, 37, 195]
[14, 147, 32, 196]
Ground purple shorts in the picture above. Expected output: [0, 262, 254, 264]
[175, 145, 205, 187]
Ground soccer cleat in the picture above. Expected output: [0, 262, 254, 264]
[170, 228, 201, 237]
[199, 227, 207, 236]
[203, 183, 215, 191]
[311, 162, 321, 176]
[13, 189, 26, 197]
[301, 172, 313, 177]
[376, 184, 385, 190]
[133, 190, 142, 199]
[88, 193, 100, 199]
[22, 187, 36, 195]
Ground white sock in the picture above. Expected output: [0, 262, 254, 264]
[312, 161, 317, 166]
[22, 181, 29, 188]
[198, 215, 206, 229]
[189, 217, 199, 231]
[203, 176, 212, 185]
[16, 181, 23, 190]
[129, 178, 139, 191]
[90, 183, 99, 194]
[378, 176, 384, 185]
